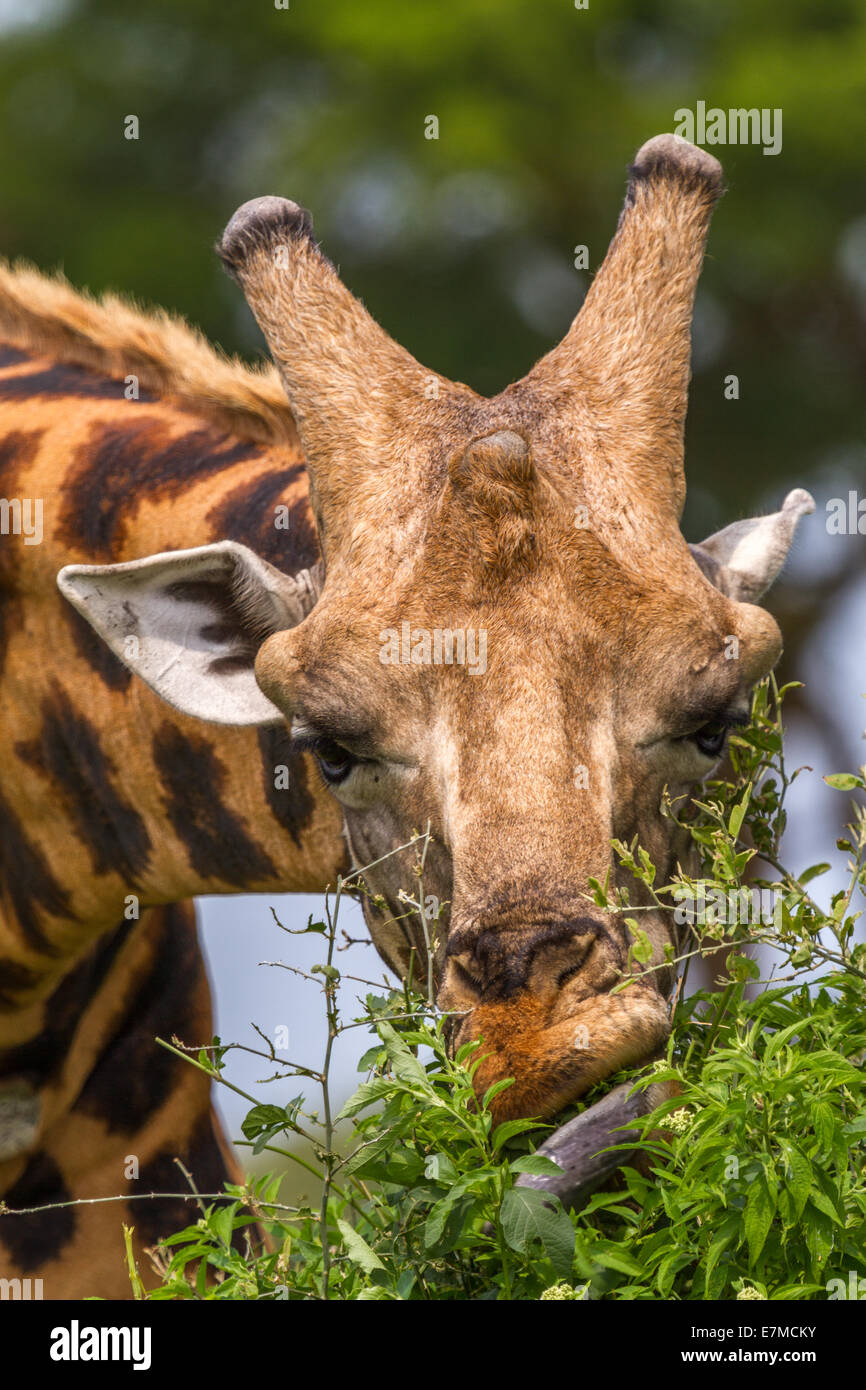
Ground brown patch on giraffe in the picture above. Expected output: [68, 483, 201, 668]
[0, 1149, 77, 1271]
[129, 1110, 239, 1249]
[206, 464, 319, 570]
[0, 344, 28, 368]
[0, 359, 141, 403]
[15, 684, 152, 884]
[60, 417, 266, 560]
[0, 425, 45, 497]
[0, 902, 233, 1293]
[257, 726, 317, 848]
[0, 960, 41, 1011]
[152, 723, 280, 886]
[74, 904, 205, 1133]
[0, 789, 73, 958]
[0, 919, 136, 1085]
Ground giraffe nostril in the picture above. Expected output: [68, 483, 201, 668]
[556, 961, 585, 990]
[447, 952, 483, 995]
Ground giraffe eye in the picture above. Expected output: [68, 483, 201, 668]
[312, 737, 357, 784]
[291, 729, 359, 784]
[692, 721, 729, 758]
[677, 705, 749, 761]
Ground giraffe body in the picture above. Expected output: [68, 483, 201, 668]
[0, 319, 344, 1297]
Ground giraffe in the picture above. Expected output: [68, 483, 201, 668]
[65, 134, 815, 1178]
[0, 271, 346, 1298]
[2, 134, 811, 1299]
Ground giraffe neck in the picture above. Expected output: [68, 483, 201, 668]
[0, 272, 348, 1298]
[0, 901, 241, 1297]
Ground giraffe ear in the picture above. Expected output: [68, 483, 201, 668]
[689, 489, 815, 603]
[57, 541, 320, 725]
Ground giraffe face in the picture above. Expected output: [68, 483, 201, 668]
[248, 450, 783, 1120]
[59, 455, 800, 1125]
[59, 136, 812, 1123]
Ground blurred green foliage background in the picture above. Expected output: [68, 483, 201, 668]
[0, 0, 862, 756]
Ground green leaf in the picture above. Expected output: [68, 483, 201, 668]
[744, 1174, 776, 1267]
[240, 1104, 286, 1140]
[764, 1019, 804, 1060]
[805, 1204, 835, 1275]
[510, 1154, 564, 1177]
[481, 1077, 516, 1110]
[705, 1256, 729, 1301]
[209, 1204, 237, 1250]
[625, 920, 654, 963]
[350, 1145, 425, 1186]
[773, 1282, 829, 1300]
[779, 1142, 812, 1224]
[823, 774, 865, 791]
[337, 1219, 385, 1275]
[591, 1245, 645, 1278]
[813, 1101, 836, 1153]
[729, 953, 760, 982]
[500, 1188, 575, 1278]
[799, 862, 831, 885]
[357, 1044, 385, 1072]
[337, 1077, 395, 1120]
[657, 1249, 694, 1297]
[424, 1153, 459, 1185]
[807, 1186, 843, 1226]
[240, 1099, 304, 1151]
[703, 1233, 733, 1297]
[490, 1117, 545, 1152]
[311, 963, 340, 982]
[728, 789, 751, 840]
[342, 1130, 396, 1174]
[423, 1191, 475, 1253]
[377, 1020, 430, 1089]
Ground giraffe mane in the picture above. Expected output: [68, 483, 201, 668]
[0, 258, 297, 446]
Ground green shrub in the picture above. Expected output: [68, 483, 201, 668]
[139, 679, 866, 1300]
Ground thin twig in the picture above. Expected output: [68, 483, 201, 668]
[174, 1157, 208, 1218]
[0, 1192, 300, 1217]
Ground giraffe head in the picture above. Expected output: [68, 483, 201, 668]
[59, 136, 812, 1124]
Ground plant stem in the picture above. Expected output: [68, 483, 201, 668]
[318, 878, 342, 1299]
